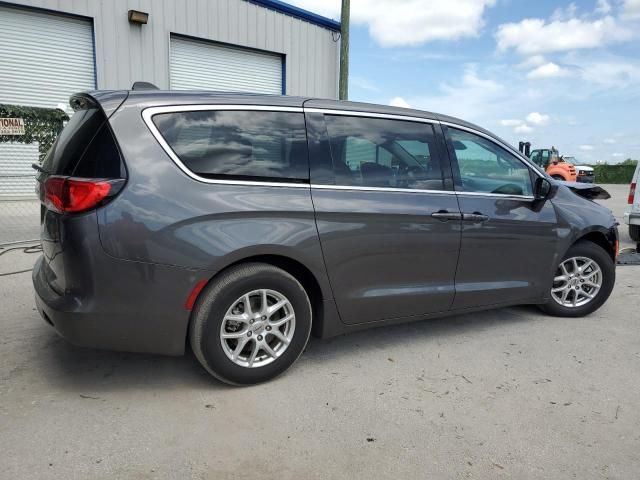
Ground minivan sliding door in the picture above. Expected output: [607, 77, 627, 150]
[305, 108, 461, 325]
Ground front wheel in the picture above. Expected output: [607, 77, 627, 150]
[540, 241, 615, 317]
[189, 263, 312, 385]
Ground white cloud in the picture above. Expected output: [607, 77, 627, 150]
[495, 16, 633, 55]
[551, 3, 579, 22]
[527, 62, 571, 79]
[596, 0, 612, 15]
[389, 97, 411, 108]
[514, 124, 533, 134]
[500, 119, 522, 127]
[287, 0, 497, 47]
[621, 0, 640, 20]
[579, 60, 640, 88]
[580, 145, 595, 151]
[518, 55, 546, 69]
[603, 138, 616, 144]
[612, 152, 624, 157]
[526, 112, 550, 126]
[351, 76, 380, 93]
[499, 115, 546, 134]
[394, 65, 506, 121]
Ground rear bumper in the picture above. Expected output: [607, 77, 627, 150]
[33, 254, 203, 356]
[625, 211, 640, 226]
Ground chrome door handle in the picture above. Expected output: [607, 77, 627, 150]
[431, 211, 463, 221]
[462, 213, 490, 222]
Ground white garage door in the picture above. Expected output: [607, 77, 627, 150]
[170, 36, 283, 95]
[0, 5, 95, 198]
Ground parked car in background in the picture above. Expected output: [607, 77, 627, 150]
[33, 90, 619, 385]
[564, 157, 595, 183]
[624, 162, 640, 242]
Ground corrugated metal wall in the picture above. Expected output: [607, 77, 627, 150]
[4, 0, 339, 99]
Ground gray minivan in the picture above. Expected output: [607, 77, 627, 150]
[33, 90, 618, 385]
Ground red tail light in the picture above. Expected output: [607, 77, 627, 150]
[42, 176, 113, 213]
[629, 183, 636, 204]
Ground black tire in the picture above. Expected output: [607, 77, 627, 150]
[630, 224, 640, 242]
[539, 240, 615, 317]
[189, 263, 312, 385]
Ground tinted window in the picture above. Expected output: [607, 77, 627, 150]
[43, 107, 104, 175]
[72, 124, 124, 178]
[153, 110, 309, 182]
[448, 128, 533, 196]
[324, 115, 444, 190]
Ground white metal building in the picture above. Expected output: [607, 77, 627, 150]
[0, 0, 341, 198]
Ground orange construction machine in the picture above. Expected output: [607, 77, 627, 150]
[519, 142, 577, 182]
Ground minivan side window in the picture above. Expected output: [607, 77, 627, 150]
[152, 110, 309, 182]
[447, 127, 533, 196]
[324, 115, 445, 190]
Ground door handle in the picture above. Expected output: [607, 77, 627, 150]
[431, 210, 463, 221]
[462, 212, 490, 222]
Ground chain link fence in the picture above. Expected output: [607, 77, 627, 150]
[0, 104, 67, 246]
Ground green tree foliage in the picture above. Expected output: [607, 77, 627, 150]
[593, 164, 636, 183]
[0, 104, 69, 162]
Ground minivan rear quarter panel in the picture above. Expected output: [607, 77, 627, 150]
[98, 98, 334, 300]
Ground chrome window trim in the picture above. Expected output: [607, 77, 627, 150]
[142, 104, 309, 188]
[310, 184, 533, 200]
[310, 184, 455, 195]
[455, 191, 534, 200]
[141, 103, 540, 200]
[304, 107, 437, 124]
[440, 120, 544, 178]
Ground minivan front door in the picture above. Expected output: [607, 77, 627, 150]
[305, 108, 461, 325]
[443, 125, 559, 309]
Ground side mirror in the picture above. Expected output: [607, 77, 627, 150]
[534, 176, 555, 201]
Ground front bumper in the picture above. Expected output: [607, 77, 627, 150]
[576, 175, 595, 183]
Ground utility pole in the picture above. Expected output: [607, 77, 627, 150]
[339, 0, 350, 100]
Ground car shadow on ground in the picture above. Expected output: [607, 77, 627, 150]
[37, 305, 542, 392]
[303, 305, 542, 362]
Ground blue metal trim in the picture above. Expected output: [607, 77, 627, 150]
[246, 0, 341, 31]
[281, 55, 287, 94]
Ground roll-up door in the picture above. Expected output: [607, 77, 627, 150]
[170, 35, 283, 95]
[0, 5, 95, 198]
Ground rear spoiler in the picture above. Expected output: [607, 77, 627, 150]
[69, 91, 129, 118]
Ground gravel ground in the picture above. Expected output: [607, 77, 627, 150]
[0, 185, 638, 480]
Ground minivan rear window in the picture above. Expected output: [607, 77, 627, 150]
[42, 103, 124, 178]
[152, 110, 309, 182]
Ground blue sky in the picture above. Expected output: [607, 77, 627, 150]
[289, 0, 640, 164]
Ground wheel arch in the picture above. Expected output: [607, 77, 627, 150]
[573, 229, 616, 261]
[187, 254, 329, 344]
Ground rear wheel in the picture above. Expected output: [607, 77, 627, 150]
[630, 224, 640, 242]
[540, 241, 615, 317]
[189, 263, 312, 385]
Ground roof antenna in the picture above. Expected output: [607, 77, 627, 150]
[132, 81, 159, 91]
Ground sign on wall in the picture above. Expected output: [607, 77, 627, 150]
[0, 118, 25, 135]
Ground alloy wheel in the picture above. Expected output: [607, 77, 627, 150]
[219, 289, 296, 368]
[551, 256, 602, 308]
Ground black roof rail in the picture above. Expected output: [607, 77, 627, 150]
[131, 81, 159, 91]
